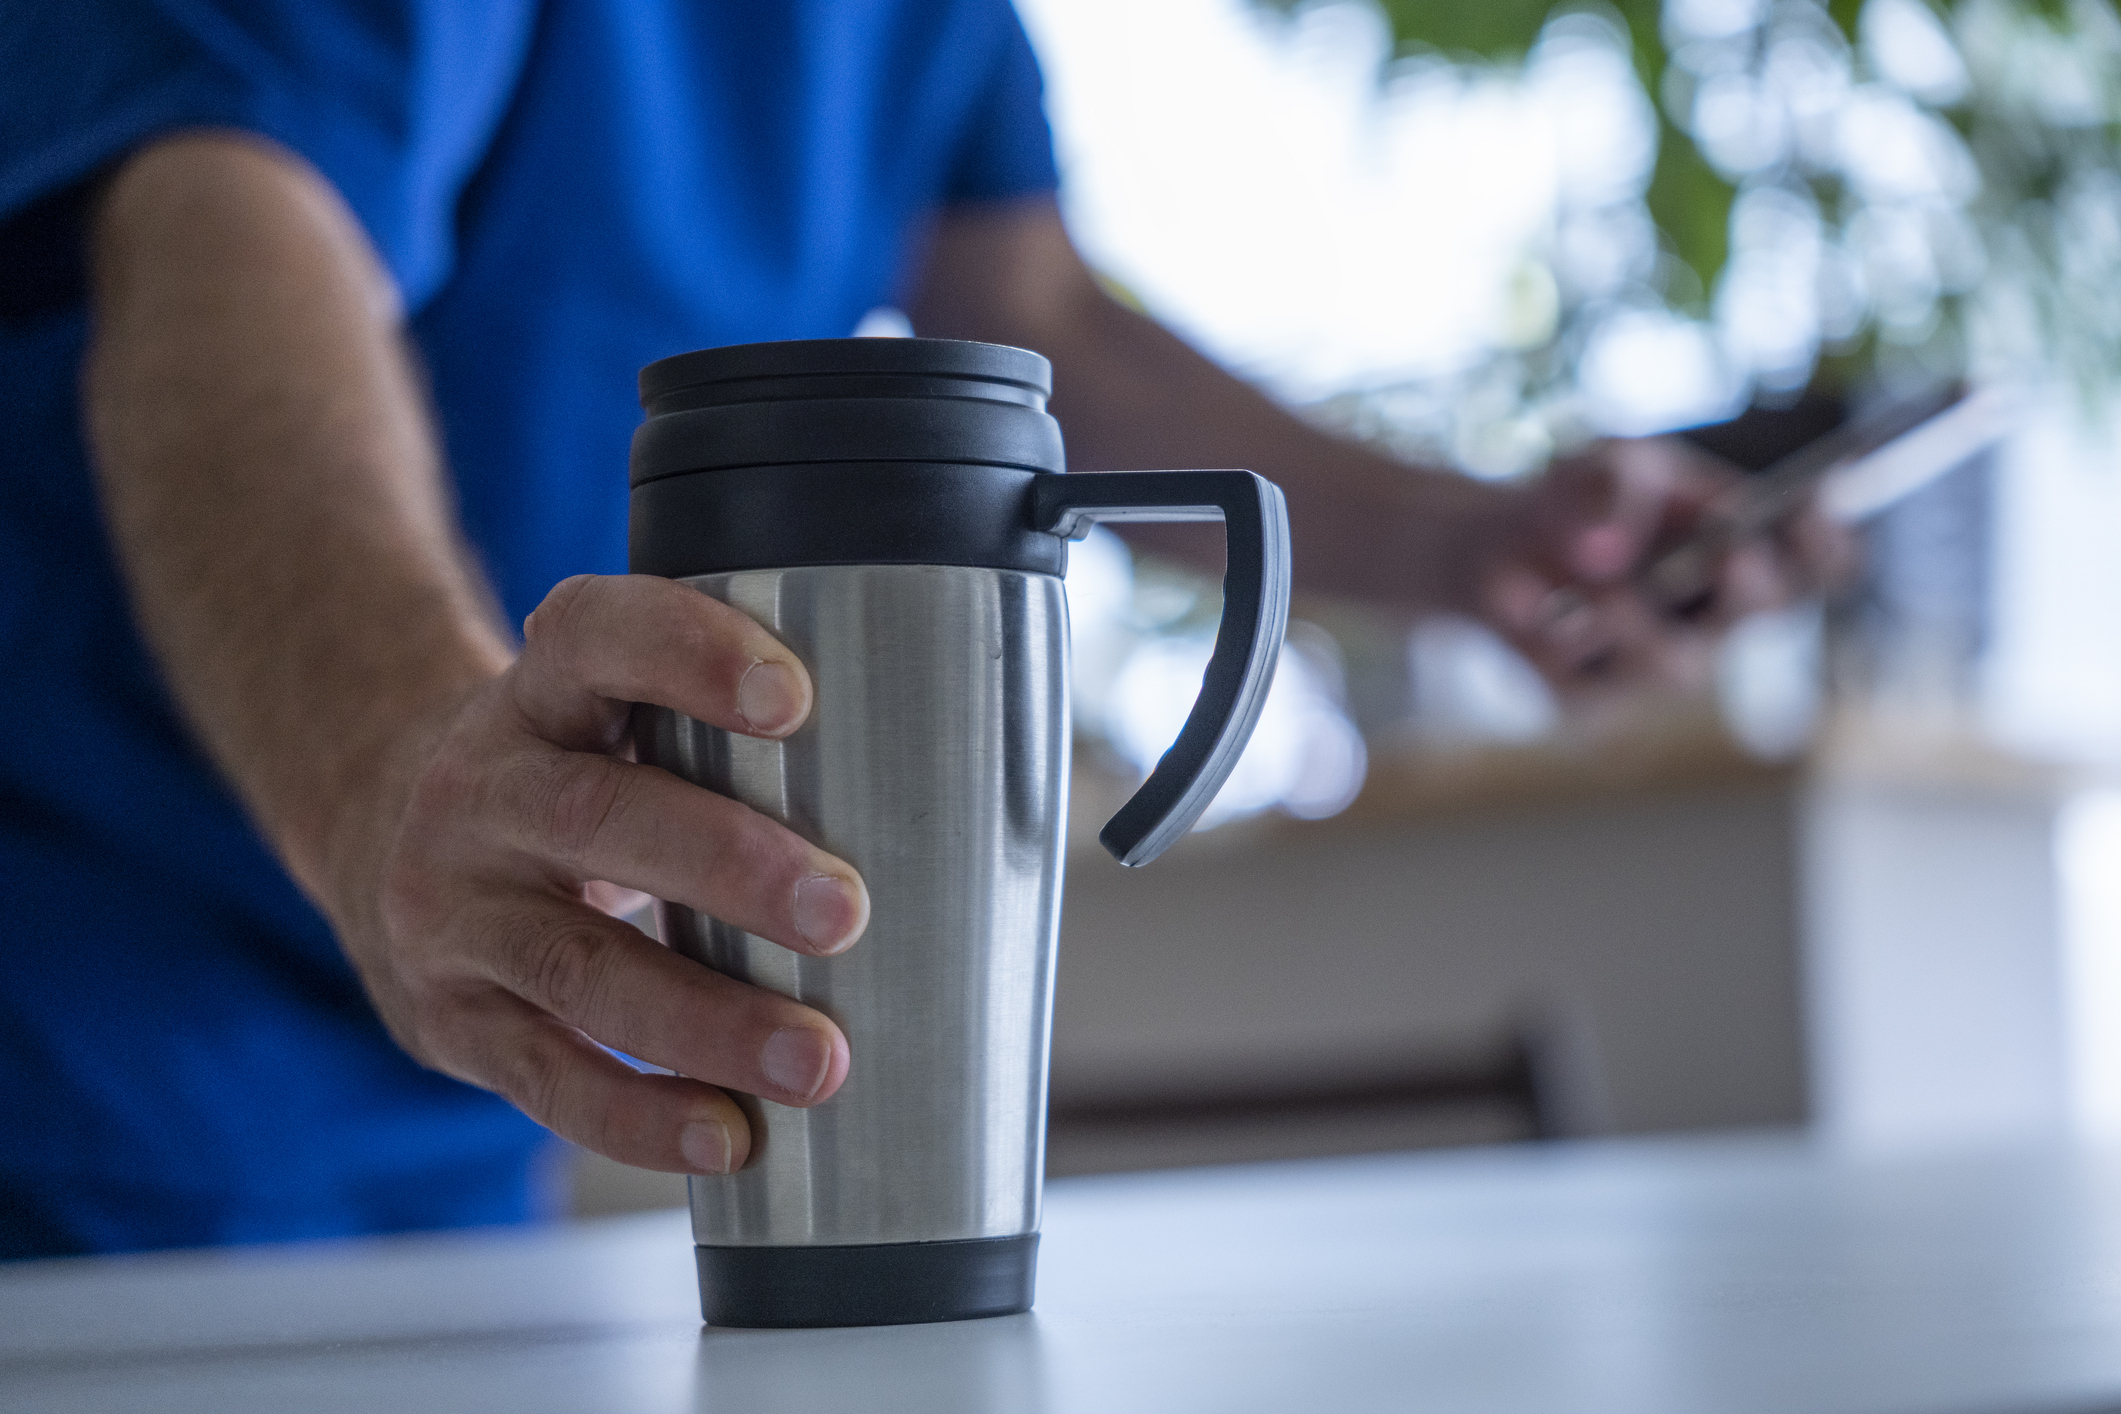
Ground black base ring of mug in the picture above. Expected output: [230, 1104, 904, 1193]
[695, 1233, 1038, 1328]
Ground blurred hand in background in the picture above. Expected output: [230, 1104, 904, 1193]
[1477, 437, 1857, 698]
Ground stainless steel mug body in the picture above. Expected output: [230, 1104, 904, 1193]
[638, 565, 1069, 1253]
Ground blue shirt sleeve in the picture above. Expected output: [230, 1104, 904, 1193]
[0, 0, 538, 309]
[943, 4, 1061, 203]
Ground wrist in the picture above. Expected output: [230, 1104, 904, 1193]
[1399, 469, 1536, 618]
[1287, 451, 1531, 616]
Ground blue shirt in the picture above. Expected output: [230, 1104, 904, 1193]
[0, 0, 1058, 1257]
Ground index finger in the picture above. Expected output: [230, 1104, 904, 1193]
[513, 574, 812, 752]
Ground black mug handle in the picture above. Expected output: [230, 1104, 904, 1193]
[1032, 470, 1292, 867]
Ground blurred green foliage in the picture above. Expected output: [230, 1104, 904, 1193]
[1261, 0, 2121, 400]
[1260, 0, 1850, 306]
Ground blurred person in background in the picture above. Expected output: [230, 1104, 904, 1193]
[0, 0, 1838, 1257]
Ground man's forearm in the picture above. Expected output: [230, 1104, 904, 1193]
[83, 133, 510, 919]
[908, 199, 1517, 613]
[78, 133, 870, 1174]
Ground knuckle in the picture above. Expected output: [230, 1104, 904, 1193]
[522, 920, 619, 1022]
[534, 756, 631, 864]
[526, 574, 599, 650]
[504, 1029, 572, 1127]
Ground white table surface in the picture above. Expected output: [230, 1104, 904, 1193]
[8, 1133, 2121, 1414]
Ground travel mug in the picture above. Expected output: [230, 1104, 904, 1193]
[629, 337, 1289, 1327]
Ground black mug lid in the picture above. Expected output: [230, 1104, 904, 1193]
[630, 336, 1067, 575]
[639, 337, 1051, 416]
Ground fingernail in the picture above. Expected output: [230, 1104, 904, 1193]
[680, 1119, 733, 1174]
[761, 1026, 833, 1101]
[793, 874, 864, 953]
[737, 660, 806, 737]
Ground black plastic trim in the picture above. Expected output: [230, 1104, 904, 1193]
[644, 371, 1049, 415]
[696, 1234, 1038, 1328]
[641, 337, 1050, 415]
[629, 461, 1066, 578]
[630, 395, 1063, 486]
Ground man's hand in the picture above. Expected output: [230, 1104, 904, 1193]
[1475, 438, 1856, 697]
[84, 132, 864, 1176]
[360, 574, 867, 1176]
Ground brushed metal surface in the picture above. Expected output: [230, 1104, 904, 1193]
[637, 566, 1070, 1247]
